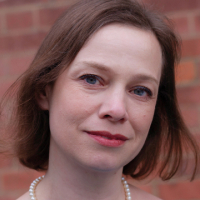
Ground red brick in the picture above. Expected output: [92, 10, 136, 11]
[0, 58, 9, 76]
[0, 0, 41, 8]
[159, 180, 200, 200]
[0, 32, 47, 54]
[0, 198, 14, 200]
[55, 0, 79, 3]
[175, 61, 196, 84]
[171, 17, 189, 35]
[9, 55, 33, 75]
[180, 106, 199, 128]
[39, 7, 67, 26]
[198, 61, 200, 78]
[0, 155, 12, 168]
[0, 14, 3, 33]
[143, 0, 200, 13]
[137, 185, 152, 194]
[195, 13, 200, 32]
[0, 80, 13, 98]
[177, 86, 200, 104]
[127, 177, 153, 194]
[194, 134, 200, 149]
[175, 157, 200, 178]
[6, 11, 33, 30]
[2, 171, 42, 190]
[182, 39, 200, 57]
[3, 172, 29, 190]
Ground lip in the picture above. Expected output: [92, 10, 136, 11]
[86, 131, 128, 147]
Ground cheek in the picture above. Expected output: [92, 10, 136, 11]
[129, 104, 156, 134]
[49, 90, 99, 127]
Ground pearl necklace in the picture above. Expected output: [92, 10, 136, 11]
[29, 175, 131, 200]
[121, 177, 132, 200]
[29, 175, 45, 200]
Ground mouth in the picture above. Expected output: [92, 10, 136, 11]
[85, 131, 128, 147]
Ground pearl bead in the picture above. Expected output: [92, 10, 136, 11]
[29, 175, 131, 200]
[125, 188, 130, 192]
[121, 177, 132, 200]
[29, 175, 45, 200]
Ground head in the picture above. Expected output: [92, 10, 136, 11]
[8, 0, 198, 179]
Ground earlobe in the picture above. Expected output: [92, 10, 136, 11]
[36, 86, 51, 110]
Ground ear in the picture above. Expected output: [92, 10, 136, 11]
[36, 85, 52, 110]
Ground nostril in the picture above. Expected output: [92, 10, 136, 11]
[103, 114, 127, 122]
[98, 103, 128, 122]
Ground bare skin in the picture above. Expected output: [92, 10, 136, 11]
[17, 184, 161, 200]
[17, 24, 162, 200]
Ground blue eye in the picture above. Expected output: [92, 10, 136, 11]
[85, 76, 97, 84]
[80, 74, 101, 85]
[132, 86, 152, 97]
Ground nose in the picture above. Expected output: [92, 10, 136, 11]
[98, 89, 128, 123]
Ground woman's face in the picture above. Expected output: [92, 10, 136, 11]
[39, 24, 162, 172]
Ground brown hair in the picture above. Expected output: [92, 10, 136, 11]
[1, 0, 199, 180]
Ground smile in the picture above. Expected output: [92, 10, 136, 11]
[86, 131, 128, 147]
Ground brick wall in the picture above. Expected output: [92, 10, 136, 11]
[0, 0, 199, 199]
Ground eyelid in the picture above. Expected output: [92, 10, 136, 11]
[80, 74, 100, 80]
[79, 74, 104, 85]
[78, 74, 154, 98]
[130, 86, 153, 97]
[136, 86, 152, 96]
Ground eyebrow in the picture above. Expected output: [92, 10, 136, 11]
[80, 61, 112, 73]
[77, 61, 159, 85]
[133, 74, 160, 85]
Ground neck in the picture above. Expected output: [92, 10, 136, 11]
[36, 142, 126, 200]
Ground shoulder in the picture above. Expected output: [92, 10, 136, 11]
[129, 184, 162, 200]
[16, 192, 30, 200]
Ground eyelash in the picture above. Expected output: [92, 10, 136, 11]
[131, 86, 152, 97]
[79, 74, 103, 85]
[79, 74, 153, 97]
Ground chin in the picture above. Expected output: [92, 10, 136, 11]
[82, 156, 126, 173]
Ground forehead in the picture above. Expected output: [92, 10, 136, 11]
[68, 23, 162, 82]
[75, 23, 161, 60]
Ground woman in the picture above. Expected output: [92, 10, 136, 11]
[0, 0, 199, 199]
